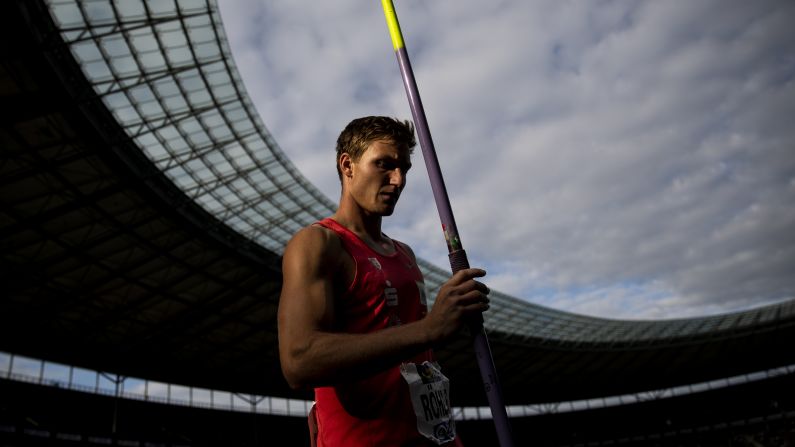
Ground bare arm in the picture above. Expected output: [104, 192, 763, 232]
[278, 226, 489, 390]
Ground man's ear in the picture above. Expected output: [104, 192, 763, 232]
[339, 153, 354, 178]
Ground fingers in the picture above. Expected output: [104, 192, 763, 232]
[444, 268, 490, 308]
[449, 268, 487, 284]
[456, 287, 490, 309]
[452, 268, 489, 292]
[425, 268, 490, 343]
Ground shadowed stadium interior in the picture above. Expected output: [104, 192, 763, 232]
[2, 1, 794, 445]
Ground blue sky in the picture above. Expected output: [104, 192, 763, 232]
[217, 1, 795, 320]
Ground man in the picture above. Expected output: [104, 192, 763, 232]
[278, 116, 490, 446]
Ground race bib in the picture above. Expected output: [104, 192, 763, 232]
[400, 361, 455, 445]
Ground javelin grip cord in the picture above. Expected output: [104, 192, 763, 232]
[381, 2, 515, 446]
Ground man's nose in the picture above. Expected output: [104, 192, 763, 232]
[389, 169, 406, 187]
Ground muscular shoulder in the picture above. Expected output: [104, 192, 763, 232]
[283, 224, 344, 269]
[282, 223, 353, 298]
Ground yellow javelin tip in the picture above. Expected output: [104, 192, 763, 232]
[381, 0, 405, 51]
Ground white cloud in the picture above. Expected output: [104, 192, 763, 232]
[218, 0, 795, 319]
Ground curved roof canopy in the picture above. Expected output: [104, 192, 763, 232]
[2, 0, 794, 407]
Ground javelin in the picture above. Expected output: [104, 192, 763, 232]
[381, 1, 516, 445]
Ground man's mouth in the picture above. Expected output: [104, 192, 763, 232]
[380, 191, 399, 202]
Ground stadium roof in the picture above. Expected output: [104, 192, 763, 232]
[2, 0, 794, 407]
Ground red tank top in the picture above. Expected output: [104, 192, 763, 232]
[313, 218, 439, 446]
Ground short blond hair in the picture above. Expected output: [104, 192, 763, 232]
[335, 116, 416, 181]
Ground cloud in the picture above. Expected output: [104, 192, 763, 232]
[218, 0, 795, 319]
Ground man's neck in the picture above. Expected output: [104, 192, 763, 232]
[332, 208, 383, 241]
[331, 202, 398, 256]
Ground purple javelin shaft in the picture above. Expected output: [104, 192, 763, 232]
[383, 3, 516, 446]
[393, 48, 467, 270]
[394, 46, 515, 447]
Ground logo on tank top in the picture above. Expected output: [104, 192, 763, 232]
[385, 280, 399, 306]
[384, 273, 402, 326]
[386, 280, 402, 326]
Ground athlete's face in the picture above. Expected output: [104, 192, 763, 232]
[346, 139, 412, 216]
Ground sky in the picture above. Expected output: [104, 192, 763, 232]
[217, 0, 795, 320]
